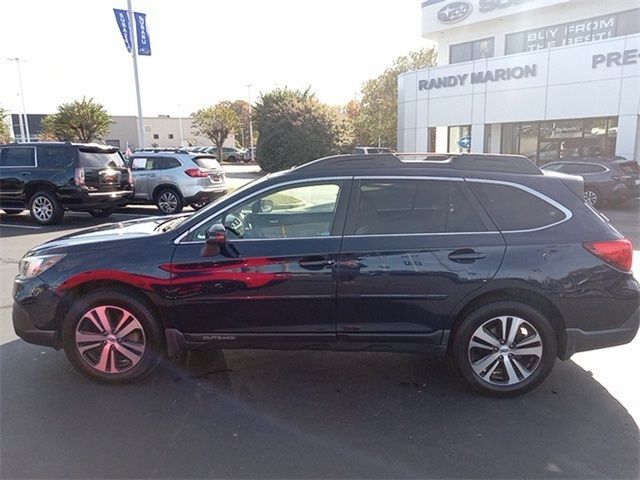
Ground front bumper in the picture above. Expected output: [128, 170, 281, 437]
[12, 276, 62, 349]
[561, 307, 639, 359]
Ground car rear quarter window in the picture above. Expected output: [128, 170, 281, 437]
[78, 150, 125, 168]
[352, 179, 487, 235]
[0, 146, 36, 167]
[469, 182, 566, 231]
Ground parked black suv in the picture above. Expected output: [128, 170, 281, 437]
[12, 153, 639, 396]
[0, 143, 134, 224]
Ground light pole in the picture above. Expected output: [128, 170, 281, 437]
[246, 84, 255, 162]
[7, 57, 30, 142]
[177, 104, 185, 147]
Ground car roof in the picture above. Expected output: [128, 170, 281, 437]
[285, 153, 542, 179]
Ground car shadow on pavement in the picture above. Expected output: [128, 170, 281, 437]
[1, 341, 638, 479]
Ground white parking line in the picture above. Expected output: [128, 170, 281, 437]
[0, 223, 43, 230]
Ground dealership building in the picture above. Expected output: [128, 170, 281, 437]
[398, 0, 640, 163]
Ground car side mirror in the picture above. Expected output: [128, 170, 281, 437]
[206, 223, 227, 246]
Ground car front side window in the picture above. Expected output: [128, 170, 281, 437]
[190, 181, 342, 241]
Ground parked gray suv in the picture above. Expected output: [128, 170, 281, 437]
[128, 150, 227, 214]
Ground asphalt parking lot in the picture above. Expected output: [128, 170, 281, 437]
[0, 174, 638, 478]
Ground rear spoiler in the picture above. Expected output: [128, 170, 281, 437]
[542, 170, 584, 199]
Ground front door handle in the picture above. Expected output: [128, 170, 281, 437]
[448, 249, 486, 264]
[148, 173, 156, 177]
[299, 256, 335, 270]
[21, 171, 32, 176]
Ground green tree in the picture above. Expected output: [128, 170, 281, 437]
[0, 107, 11, 144]
[352, 47, 437, 149]
[228, 99, 257, 148]
[40, 97, 111, 143]
[192, 102, 240, 163]
[254, 87, 353, 172]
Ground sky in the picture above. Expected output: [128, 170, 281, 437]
[1, 0, 431, 117]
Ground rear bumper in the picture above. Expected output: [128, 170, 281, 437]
[608, 183, 640, 202]
[561, 307, 639, 359]
[60, 188, 134, 211]
[184, 188, 227, 204]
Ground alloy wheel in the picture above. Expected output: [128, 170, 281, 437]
[467, 316, 543, 386]
[158, 192, 178, 213]
[32, 196, 54, 222]
[75, 305, 146, 374]
[584, 190, 598, 207]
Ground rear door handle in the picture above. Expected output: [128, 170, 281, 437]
[299, 256, 335, 270]
[21, 171, 31, 176]
[448, 249, 486, 264]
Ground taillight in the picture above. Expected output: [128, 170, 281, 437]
[612, 175, 633, 182]
[583, 238, 633, 272]
[185, 168, 208, 178]
[74, 167, 85, 186]
[127, 167, 134, 186]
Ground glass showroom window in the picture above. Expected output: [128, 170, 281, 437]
[501, 117, 618, 164]
[448, 125, 471, 153]
[450, 38, 494, 64]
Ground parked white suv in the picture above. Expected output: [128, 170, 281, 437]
[128, 150, 227, 214]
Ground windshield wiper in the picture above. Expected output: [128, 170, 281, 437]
[155, 216, 187, 233]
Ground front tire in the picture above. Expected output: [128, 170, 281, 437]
[451, 301, 557, 397]
[62, 290, 164, 383]
[155, 188, 183, 215]
[29, 191, 64, 225]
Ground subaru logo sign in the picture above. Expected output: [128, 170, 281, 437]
[457, 136, 471, 149]
[437, 1, 473, 24]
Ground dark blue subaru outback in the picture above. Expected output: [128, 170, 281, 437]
[12, 153, 640, 396]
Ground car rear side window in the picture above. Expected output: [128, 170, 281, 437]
[561, 163, 606, 174]
[469, 182, 566, 231]
[0, 147, 35, 167]
[352, 179, 486, 235]
[78, 150, 125, 168]
[37, 146, 74, 168]
[156, 157, 181, 169]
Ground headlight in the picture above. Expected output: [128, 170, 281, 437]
[18, 254, 66, 279]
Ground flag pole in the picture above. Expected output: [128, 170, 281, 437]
[127, 0, 144, 149]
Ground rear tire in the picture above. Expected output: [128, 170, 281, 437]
[451, 301, 557, 397]
[155, 188, 183, 215]
[62, 290, 164, 384]
[29, 191, 64, 225]
[189, 200, 208, 211]
[583, 187, 601, 208]
[89, 207, 115, 218]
